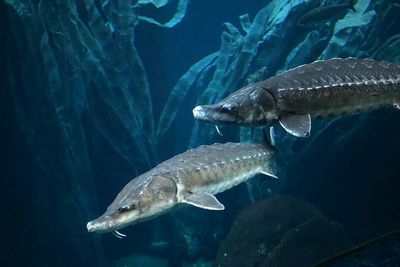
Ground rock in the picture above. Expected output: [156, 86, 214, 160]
[182, 259, 213, 267]
[214, 195, 349, 267]
[106, 253, 168, 267]
[261, 216, 349, 267]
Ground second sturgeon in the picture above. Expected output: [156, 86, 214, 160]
[193, 58, 400, 137]
[87, 142, 277, 234]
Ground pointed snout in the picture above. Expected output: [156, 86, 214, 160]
[192, 105, 209, 120]
[87, 220, 100, 233]
[192, 104, 236, 124]
[86, 215, 115, 233]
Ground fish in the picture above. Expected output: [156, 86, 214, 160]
[192, 58, 400, 137]
[298, 1, 356, 27]
[86, 142, 277, 234]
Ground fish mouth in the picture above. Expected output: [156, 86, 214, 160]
[87, 214, 124, 233]
[192, 105, 236, 124]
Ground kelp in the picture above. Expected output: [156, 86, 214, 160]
[4, 0, 187, 265]
[320, 0, 376, 59]
[375, 34, 400, 62]
[137, 0, 189, 28]
[279, 30, 321, 72]
[6, 2, 103, 265]
[43, 1, 152, 167]
[138, 0, 169, 9]
[4, 0, 400, 264]
[239, 14, 251, 34]
[156, 52, 218, 140]
[40, 30, 103, 265]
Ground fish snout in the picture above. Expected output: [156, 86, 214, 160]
[192, 105, 208, 119]
[86, 215, 115, 233]
[86, 221, 97, 232]
[193, 104, 236, 124]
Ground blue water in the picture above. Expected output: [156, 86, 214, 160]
[1, 0, 400, 266]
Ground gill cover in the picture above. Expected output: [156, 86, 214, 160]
[236, 88, 278, 126]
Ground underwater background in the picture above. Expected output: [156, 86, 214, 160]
[1, 0, 400, 266]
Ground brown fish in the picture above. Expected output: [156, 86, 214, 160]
[193, 58, 400, 137]
[87, 142, 277, 235]
[298, 1, 355, 26]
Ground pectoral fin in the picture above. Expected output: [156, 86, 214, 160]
[182, 192, 225, 210]
[279, 113, 311, 137]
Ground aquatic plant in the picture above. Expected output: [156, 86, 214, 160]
[4, 0, 400, 265]
[214, 195, 349, 267]
[5, 0, 188, 265]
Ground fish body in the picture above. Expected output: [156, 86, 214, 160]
[193, 58, 400, 137]
[87, 142, 276, 233]
[298, 1, 355, 26]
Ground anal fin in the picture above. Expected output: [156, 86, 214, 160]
[279, 113, 311, 137]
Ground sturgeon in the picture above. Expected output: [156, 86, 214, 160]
[298, 1, 355, 27]
[193, 58, 400, 137]
[87, 142, 277, 234]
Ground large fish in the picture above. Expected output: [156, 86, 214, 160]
[193, 58, 400, 137]
[87, 142, 277, 235]
[298, 1, 355, 27]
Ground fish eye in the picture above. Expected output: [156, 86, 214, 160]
[220, 104, 237, 113]
[118, 203, 136, 213]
